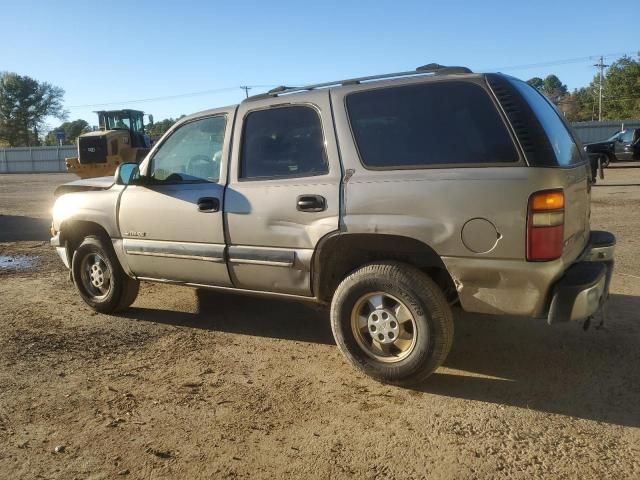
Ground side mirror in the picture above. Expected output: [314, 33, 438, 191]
[148, 114, 154, 126]
[115, 162, 140, 185]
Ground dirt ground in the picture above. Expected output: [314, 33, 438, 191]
[0, 169, 638, 479]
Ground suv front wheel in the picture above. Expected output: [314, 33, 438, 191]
[330, 262, 454, 385]
[71, 235, 140, 313]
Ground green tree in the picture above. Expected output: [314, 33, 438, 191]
[558, 87, 598, 122]
[527, 74, 568, 105]
[45, 119, 90, 145]
[549, 55, 640, 121]
[527, 77, 544, 90]
[145, 116, 184, 137]
[542, 75, 568, 103]
[0, 72, 67, 146]
[601, 56, 640, 119]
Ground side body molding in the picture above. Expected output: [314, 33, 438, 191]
[123, 239, 226, 263]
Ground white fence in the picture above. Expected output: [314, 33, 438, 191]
[2, 119, 640, 174]
[0, 146, 76, 173]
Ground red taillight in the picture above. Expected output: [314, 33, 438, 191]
[527, 190, 564, 261]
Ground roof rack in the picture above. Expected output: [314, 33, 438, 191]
[244, 63, 473, 102]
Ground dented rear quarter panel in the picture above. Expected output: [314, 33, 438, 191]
[331, 76, 592, 317]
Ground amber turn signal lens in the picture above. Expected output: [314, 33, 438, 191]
[531, 191, 564, 211]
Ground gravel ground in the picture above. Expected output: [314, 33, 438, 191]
[0, 170, 638, 479]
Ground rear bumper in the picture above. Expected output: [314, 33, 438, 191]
[547, 231, 615, 323]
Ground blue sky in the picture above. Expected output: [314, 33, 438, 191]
[2, 0, 638, 131]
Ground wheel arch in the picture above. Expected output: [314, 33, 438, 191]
[311, 232, 457, 303]
[59, 219, 112, 263]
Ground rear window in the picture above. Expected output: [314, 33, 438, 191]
[346, 81, 519, 169]
[510, 80, 582, 166]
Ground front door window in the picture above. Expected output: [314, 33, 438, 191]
[149, 116, 226, 183]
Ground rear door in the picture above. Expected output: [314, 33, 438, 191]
[225, 90, 341, 296]
[118, 110, 233, 285]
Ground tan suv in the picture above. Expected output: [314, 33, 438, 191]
[51, 64, 615, 385]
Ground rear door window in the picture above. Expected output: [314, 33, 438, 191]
[240, 105, 328, 179]
[346, 81, 519, 169]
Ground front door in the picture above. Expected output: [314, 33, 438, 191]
[118, 110, 233, 285]
[225, 91, 341, 296]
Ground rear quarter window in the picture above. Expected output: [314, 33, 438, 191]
[510, 79, 583, 167]
[346, 81, 519, 169]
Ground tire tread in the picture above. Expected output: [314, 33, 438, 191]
[72, 235, 139, 313]
[330, 261, 454, 385]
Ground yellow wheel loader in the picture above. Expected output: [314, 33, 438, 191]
[65, 109, 153, 179]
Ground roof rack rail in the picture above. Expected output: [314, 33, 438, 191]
[244, 63, 473, 102]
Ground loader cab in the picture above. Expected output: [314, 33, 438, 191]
[67, 109, 154, 178]
[96, 109, 150, 148]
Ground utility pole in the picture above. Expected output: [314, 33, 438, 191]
[240, 86, 252, 98]
[593, 56, 609, 122]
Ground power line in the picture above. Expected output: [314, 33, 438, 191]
[486, 50, 637, 72]
[66, 85, 278, 109]
[65, 51, 640, 109]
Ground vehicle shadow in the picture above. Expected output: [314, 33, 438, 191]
[420, 293, 640, 428]
[0, 215, 51, 242]
[124, 288, 334, 345]
[124, 290, 639, 427]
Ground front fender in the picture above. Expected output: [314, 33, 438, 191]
[52, 187, 124, 237]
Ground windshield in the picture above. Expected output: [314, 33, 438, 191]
[606, 132, 620, 142]
[100, 112, 145, 133]
[606, 130, 635, 142]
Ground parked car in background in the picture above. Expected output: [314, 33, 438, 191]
[584, 128, 640, 166]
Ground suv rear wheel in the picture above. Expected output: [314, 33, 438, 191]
[330, 262, 454, 385]
[71, 235, 139, 313]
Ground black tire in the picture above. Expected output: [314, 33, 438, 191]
[330, 262, 454, 385]
[71, 235, 139, 313]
